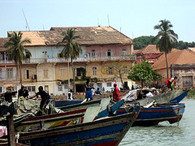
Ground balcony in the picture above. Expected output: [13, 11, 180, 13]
[21, 55, 136, 64]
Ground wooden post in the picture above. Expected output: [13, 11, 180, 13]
[6, 115, 15, 146]
[4, 90, 17, 146]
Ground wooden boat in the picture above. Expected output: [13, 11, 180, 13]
[122, 89, 185, 106]
[58, 98, 107, 112]
[123, 89, 189, 107]
[134, 103, 185, 126]
[18, 110, 140, 146]
[52, 99, 83, 107]
[15, 108, 87, 132]
[15, 98, 119, 132]
[117, 102, 186, 126]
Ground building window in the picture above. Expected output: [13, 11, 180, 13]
[91, 50, 96, 57]
[122, 49, 127, 56]
[107, 49, 112, 57]
[58, 85, 63, 91]
[45, 85, 49, 92]
[44, 69, 48, 78]
[76, 68, 82, 77]
[25, 70, 30, 79]
[7, 68, 13, 78]
[0, 87, 2, 93]
[0, 68, 2, 78]
[108, 67, 113, 75]
[107, 83, 111, 87]
[27, 86, 36, 92]
[60, 69, 66, 78]
[92, 67, 97, 76]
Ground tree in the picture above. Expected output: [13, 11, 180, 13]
[153, 19, 178, 79]
[133, 36, 159, 50]
[57, 28, 82, 93]
[101, 60, 132, 88]
[4, 31, 31, 87]
[128, 60, 161, 87]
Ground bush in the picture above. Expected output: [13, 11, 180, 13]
[186, 88, 195, 98]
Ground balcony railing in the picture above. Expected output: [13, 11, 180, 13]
[0, 55, 136, 64]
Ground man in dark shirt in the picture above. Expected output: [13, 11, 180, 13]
[35, 86, 50, 109]
[18, 85, 29, 98]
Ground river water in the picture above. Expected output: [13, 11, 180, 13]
[119, 98, 195, 146]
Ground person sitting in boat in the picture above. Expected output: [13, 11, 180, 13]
[165, 76, 177, 91]
[94, 87, 102, 95]
[35, 86, 50, 110]
[18, 85, 29, 98]
[84, 78, 94, 101]
[113, 83, 121, 102]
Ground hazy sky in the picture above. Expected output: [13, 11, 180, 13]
[0, 0, 194, 42]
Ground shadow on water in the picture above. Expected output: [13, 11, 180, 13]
[119, 98, 195, 146]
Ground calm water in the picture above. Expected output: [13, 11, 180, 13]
[119, 98, 195, 146]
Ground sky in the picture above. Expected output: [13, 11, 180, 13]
[0, 0, 194, 42]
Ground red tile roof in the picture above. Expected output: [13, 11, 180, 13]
[135, 44, 179, 54]
[152, 49, 195, 70]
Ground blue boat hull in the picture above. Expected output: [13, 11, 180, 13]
[117, 103, 185, 126]
[53, 99, 83, 107]
[19, 112, 140, 146]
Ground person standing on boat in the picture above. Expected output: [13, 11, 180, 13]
[165, 76, 177, 91]
[84, 78, 93, 101]
[113, 83, 121, 102]
[18, 85, 29, 98]
[35, 86, 50, 109]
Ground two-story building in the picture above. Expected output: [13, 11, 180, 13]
[1, 26, 136, 96]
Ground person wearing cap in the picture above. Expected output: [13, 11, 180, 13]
[94, 87, 102, 95]
[165, 76, 177, 91]
[113, 83, 121, 102]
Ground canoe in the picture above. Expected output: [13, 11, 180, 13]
[52, 99, 83, 107]
[15, 108, 87, 132]
[15, 98, 121, 132]
[58, 98, 110, 112]
[18, 111, 140, 146]
[123, 89, 189, 107]
[117, 102, 185, 126]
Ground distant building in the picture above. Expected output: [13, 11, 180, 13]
[0, 26, 136, 95]
[152, 49, 195, 88]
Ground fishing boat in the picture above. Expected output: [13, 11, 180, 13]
[15, 108, 87, 132]
[18, 109, 140, 146]
[117, 102, 185, 126]
[52, 99, 83, 107]
[15, 98, 122, 132]
[116, 91, 189, 126]
[122, 89, 185, 105]
[58, 98, 107, 112]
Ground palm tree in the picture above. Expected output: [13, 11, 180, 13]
[57, 28, 82, 93]
[4, 31, 31, 87]
[153, 19, 178, 79]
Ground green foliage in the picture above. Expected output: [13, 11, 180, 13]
[133, 36, 195, 50]
[186, 89, 195, 98]
[101, 60, 132, 86]
[57, 28, 82, 92]
[133, 36, 159, 50]
[128, 60, 161, 87]
[177, 41, 195, 50]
